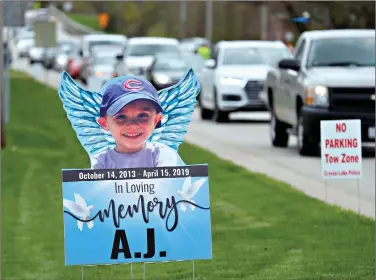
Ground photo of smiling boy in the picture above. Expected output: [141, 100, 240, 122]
[90, 77, 185, 169]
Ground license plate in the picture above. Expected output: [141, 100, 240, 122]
[368, 127, 375, 139]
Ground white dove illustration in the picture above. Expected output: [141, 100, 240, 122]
[177, 177, 207, 212]
[63, 193, 95, 231]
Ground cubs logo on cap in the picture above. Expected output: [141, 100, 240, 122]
[124, 79, 143, 91]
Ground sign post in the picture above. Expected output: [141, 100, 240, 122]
[3, 1, 28, 145]
[62, 165, 212, 278]
[320, 120, 362, 213]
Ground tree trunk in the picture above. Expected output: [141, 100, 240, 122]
[195, 2, 206, 37]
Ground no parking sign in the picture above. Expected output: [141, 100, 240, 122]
[320, 119, 362, 180]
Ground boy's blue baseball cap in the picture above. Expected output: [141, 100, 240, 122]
[100, 76, 163, 128]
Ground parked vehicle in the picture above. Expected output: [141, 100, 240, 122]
[16, 37, 35, 58]
[29, 46, 45, 64]
[181, 52, 206, 102]
[80, 51, 118, 86]
[42, 47, 59, 69]
[53, 41, 78, 71]
[66, 50, 82, 79]
[145, 53, 189, 90]
[199, 40, 292, 122]
[78, 34, 127, 84]
[264, 29, 375, 156]
[115, 37, 181, 78]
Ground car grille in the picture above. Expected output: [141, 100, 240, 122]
[244, 80, 264, 99]
[329, 87, 375, 113]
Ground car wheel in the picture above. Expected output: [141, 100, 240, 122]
[212, 88, 229, 123]
[297, 112, 318, 156]
[270, 111, 289, 147]
[200, 91, 213, 120]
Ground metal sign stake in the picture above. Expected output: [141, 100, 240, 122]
[356, 179, 360, 214]
[143, 263, 146, 280]
[81, 266, 84, 280]
[192, 260, 195, 280]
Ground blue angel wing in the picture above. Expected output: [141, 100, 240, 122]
[148, 68, 200, 150]
[58, 71, 115, 157]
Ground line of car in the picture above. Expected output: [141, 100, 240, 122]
[12, 15, 374, 157]
[13, 31, 208, 92]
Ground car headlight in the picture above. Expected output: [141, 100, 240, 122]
[154, 74, 171, 84]
[57, 56, 67, 65]
[305, 85, 328, 106]
[219, 77, 243, 86]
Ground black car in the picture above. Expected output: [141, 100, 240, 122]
[145, 53, 190, 90]
[42, 47, 59, 69]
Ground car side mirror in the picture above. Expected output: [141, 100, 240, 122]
[116, 54, 124, 60]
[205, 59, 216, 69]
[278, 59, 300, 72]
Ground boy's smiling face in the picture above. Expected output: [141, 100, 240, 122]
[98, 99, 162, 153]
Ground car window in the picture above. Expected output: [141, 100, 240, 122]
[89, 41, 125, 54]
[93, 55, 117, 66]
[222, 48, 265, 65]
[154, 58, 188, 71]
[294, 39, 306, 61]
[127, 44, 180, 57]
[221, 46, 290, 66]
[306, 37, 375, 67]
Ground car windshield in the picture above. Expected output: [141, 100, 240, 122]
[258, 47, 293, 65]
[128, 44, 180, 57]
[94, 55, 117, 66]
[59, 42, 75, 54]
[90, 45, 123, 57]
[154, 58, 188, 71]
[89, 41, 124, 54]
[222, 47, 291, 66]
[307, 37, 375, 67]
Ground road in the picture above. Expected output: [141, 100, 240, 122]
[9, 19, 375, 218]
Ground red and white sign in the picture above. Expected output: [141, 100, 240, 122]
[320, 120, 362, 180]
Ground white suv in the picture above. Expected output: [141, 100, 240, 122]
[199, 40, 292, 122]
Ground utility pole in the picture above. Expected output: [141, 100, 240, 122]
[179, 0, 187, 40]
[260, 2, 268, 40]
[1, 0, 4, 149]
[137, 1, 144, 35]
[205, 0, 213, 47]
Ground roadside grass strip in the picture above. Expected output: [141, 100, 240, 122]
[2, 70, 374, 279]
[66, 12, 103, 32]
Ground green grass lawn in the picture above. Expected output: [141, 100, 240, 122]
[66, 12, 103, 32]
[2, 70, 374, 279]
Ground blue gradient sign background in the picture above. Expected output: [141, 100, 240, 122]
[62, 167, 212, 266]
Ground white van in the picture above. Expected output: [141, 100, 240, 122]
[79, 34, 128, 57]
[114, 37, 181, 77]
